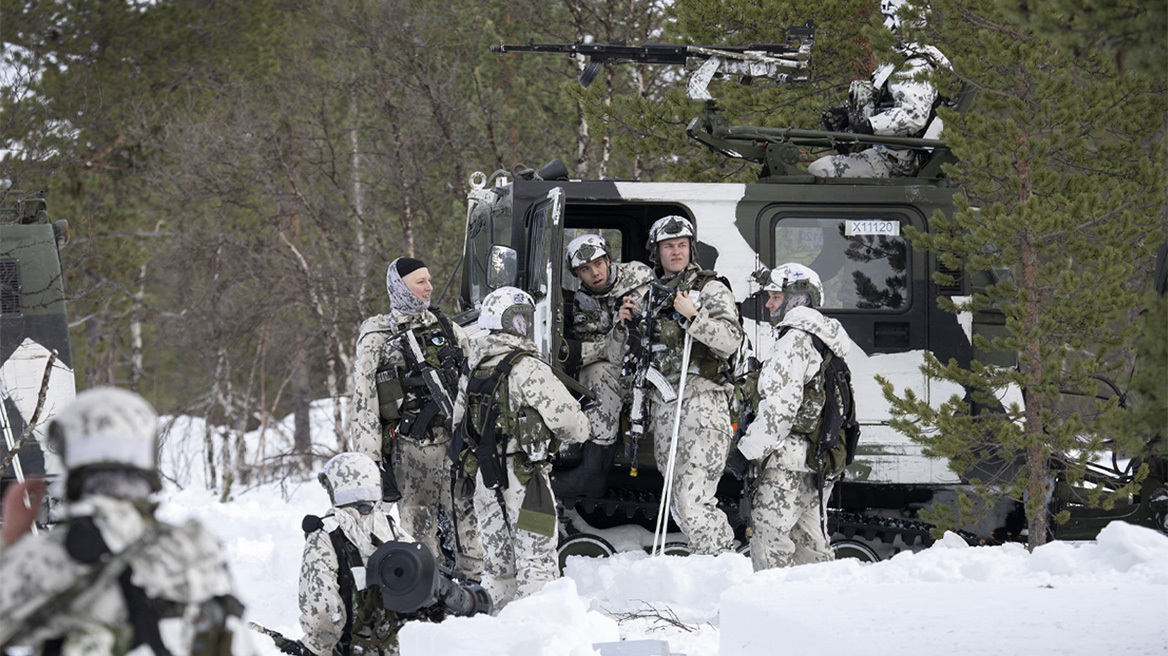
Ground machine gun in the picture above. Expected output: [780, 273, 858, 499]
[620, 282, 679, 476]
[492, 22, 814, 101]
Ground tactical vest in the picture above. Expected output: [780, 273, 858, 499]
[302, 517, 402, 656]
[376, 310, 463, 438]
[650, 270, 733, 384]
[565, 289, 614, 341]
[457, 350, 555, 489]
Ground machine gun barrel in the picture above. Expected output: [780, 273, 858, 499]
[492, 22, 814, 97]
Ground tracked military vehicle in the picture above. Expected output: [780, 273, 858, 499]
[452, 39, 1166, 562]
[0, 186, 76, 519]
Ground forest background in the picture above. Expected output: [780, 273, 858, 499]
[2, 0, 1165, 528]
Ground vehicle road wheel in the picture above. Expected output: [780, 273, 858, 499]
[558, 533, 616, 573]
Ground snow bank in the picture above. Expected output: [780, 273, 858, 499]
[720, 524, 1168, 656]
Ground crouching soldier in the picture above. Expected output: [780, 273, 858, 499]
[553, 234, 654, 499]
[730, 263, 852, 571]
[454, 287, 590, 610]
[0, 387, 253, 656]
[348, 257, 482, 581]
[290, 452, 414, 656]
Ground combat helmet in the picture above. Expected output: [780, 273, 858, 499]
[646, 215, 696, 265]
[319, 452, 382, 509]
[46, 387, 161, 500]
[477, 286, 536, 338]
[753, 262, 824, 322]
[566, 233, 618, 293]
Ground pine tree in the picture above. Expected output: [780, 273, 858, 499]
[877, 0, 1167, 550]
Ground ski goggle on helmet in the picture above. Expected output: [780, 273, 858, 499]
[646, 215, 696, 262]
[477, 286, 536, 339]
[566, 233, 610, 272]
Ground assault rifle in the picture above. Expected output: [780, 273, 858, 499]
[249, 622, 308, 655]
[620, 282, 678, 476]
[396, 329, 457, 436]
[492, 22, 814, 101]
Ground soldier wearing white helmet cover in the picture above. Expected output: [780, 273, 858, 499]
[730, 263, 853, 571]
[0, 387, 254, 656]
[452, 287, 589, 609]
[553, 234, 654, 499]
[287, 452, 417, 656]
[809, 0, 951, 178]
[617, 215, 742, 555]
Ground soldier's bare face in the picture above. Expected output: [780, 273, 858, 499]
[765, 290, 786, 316]
[576, 257, 609, 290]
[403, 267, 433, 303]
[659, 237, 690, 276]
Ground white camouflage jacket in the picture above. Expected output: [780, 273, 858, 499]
[454, 332, 589, 456]
[348, 307, 469, 460]
[0, 495, 252, 656]
[737, 306, 851, 467]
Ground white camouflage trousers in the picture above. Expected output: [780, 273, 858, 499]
[750, 441, 835, 571]
[395, 433, 483, 580]
[472, 461, 559, 610]
[649, 377, 735, 555]
[578, 360, 624, 446]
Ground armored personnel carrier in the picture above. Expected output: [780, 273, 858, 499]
[451, 43, 1166, 562]
[0, 186, 76, 519]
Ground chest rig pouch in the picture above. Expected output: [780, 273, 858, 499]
[650, 270, 733, 384]
[377, 311, 463, 440]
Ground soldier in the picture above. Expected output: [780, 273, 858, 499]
[0, 387, 253, 656]
[617, 215, 742, 555]
[455, 286, 589, 609]
[552, 234, 654, 499]
[347, 257, 482, 581]
[287, 452, 417, 656]
[807, 0, 950, 178]
[730, 263, 851, 571]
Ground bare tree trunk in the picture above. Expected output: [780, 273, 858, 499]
[129, 263, 146, 393]
[291, 330, 312, 471]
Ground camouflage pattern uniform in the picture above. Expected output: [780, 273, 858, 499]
[299, 453, 412, 656]
[807, 45, 949, 178]
[348, 307, 483, 580]
[566, 260, 655, 446]
[0, 387, 252, 656]
[626, 262, 742, 555]
[0, 498, 249, 656]
[737, 305, 851, 571]
[457, 330, 589, 610]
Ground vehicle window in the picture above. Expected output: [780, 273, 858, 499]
[527, 200, 551, 297]
[466, 191, 513, 309]
[772, 216, 909, 311]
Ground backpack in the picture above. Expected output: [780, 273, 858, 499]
[799, 330, 861, 483]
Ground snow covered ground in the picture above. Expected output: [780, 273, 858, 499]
[153, 411, 1168, 656]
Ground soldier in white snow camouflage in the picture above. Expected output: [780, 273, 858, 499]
[553, 234, 655, 498]
[293, 452, 416, 656]
[808, 0, 950, 178]
[347, 257, 482, 581]
[453, 287, 589, 610]
[734, 263, 852, 571]
[0, 387, 253, 656]
[617, 216, 742, 555]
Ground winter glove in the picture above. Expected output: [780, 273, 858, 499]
[725, 446, 751, 480]
[821, 106, 850, 132]
[847, 118, 874, 135]
[278, 639, 310, 656]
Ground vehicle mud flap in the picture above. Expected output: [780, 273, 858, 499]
[551, 441, 618, 500]
[516, 468, 557, 537]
